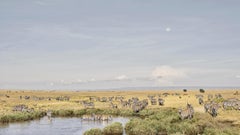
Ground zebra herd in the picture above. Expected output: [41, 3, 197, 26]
[196, 94, 240, 117]
[12, 104, 34, 113]
[7, 91, 239, 121]
[79, 95, 165, 113]
[18, 95, 68, 101]
[223, 98, 240, 110]
[81, 114, 112, 121]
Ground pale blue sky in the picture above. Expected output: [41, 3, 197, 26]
[0, 0, 240, 90]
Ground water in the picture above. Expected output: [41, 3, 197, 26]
[0, 116, 129, 135]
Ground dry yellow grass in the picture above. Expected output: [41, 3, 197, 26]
[0, 89, 239, 125]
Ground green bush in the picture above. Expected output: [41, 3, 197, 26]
[74, 109, 86, 116]
[0, 111, 45, 123]
[84, 128, 103, 135]
[103, 122, 123, 135]
[125, 109, 203, 135]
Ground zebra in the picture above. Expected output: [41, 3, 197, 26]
[204, 102, 220, 117]
[12, 104, 34, 113]
[158, 98, 164, 106]
[109, 102, 118, 109]
[100, 115, 112, 121]
[46, 110, 52, 120]
[198, 98, 204, 105]
[132, 99, 148, 113]
[121, 100, 130, 108]
[82, 101, 95, 108]
[208, 94, 213, 101]
[204, 102, 212, 112]
[209, 103, 220, 117]
[178, 103, 194, 120]
[195, 94, 203, 99]
[150, 98, 157, 105]
[215, 93, 223, 99]
[223, 98, 240, 110]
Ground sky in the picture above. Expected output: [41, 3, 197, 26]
[0, 0, 240, 90]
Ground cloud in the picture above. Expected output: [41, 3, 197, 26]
[152, 65, 187, 79]
[152, 65, 187, 85]
[115, 75, 128, 80]
[34, 0, 48, 6]
[236, 75, 240, 79]
[165, 27, 171, 32]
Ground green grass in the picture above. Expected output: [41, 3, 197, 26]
[103, 122, 123, 135]
[0, 111, 45, 123]
[125, 109, 240, 135]
[84, 128, 103, 135]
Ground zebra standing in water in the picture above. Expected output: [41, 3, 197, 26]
[46, 110, 52, 121]
[178, 103, 194, 120]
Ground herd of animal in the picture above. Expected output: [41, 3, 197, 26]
[2, 90, 239, 121]
[81, 114, 113, 121]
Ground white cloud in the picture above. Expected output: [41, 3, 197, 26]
[236, 75, 240, 79]
[34, 0, 48, 6]
[89, 78, 96, 82]
[115, 75, 128, 80]
[152, 65, 187, 85]
[152, 65, 187, 79]
[165, 27, 171, 32]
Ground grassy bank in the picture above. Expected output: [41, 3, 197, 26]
[0, 107, 159, 123]
[0, 89, 239, 134]
[83, 109, 240, 135]
[125, 109, 240, 135]
[0, 111, 45, 123]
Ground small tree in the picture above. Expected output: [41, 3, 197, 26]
[199, 89, 205, 93]
[183, 89, 187, 92]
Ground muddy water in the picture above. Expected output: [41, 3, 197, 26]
[0, 116, 129, 135]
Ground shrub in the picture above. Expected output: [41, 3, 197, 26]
[125, 109, 214, 135]
[103, 122, 123, 135]
[0, 111, 45, 123]
[84, 128, 103, 135]
[199, 89, 205, 93]
[52, 109, 74, 117]
[74, 109, 86, 116]
[183, 89, 187, 92]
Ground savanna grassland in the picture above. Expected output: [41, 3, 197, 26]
[0, 89, 240, 135]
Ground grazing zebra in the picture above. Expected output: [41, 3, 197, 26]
[204, 102, 212, 112]
[12, 104, 34, 113]
[12, 104, 28, 112]
[210, 105, 218, 117]
[110, 102, 118, 109]
[82, 101, 95, 108]
[178, 103, 194, 120]
[195, 94, 203, 99]
[132, 99, 148, 113]
[215, 93, 223, 99]
[223, 98, 240, 110]
[204, 102, 220, 117]
[208, 94, 213, 101]
[198, 98, 204, 105]
[24, 96, 30, 100]
[151, 98, 157, 105]
[121, 100, 130, 108]
[158, 98, 164, 106]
